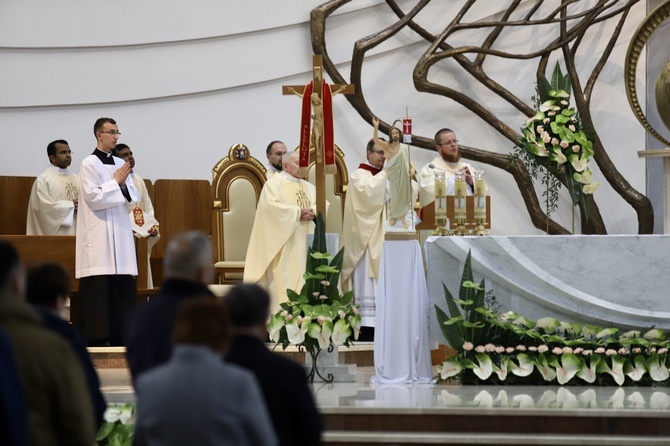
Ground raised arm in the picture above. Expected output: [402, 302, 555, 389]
[372, 117, 390, 154]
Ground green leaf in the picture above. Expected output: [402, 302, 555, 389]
[315, 265, 338, 273]
[434, 304, 463, 350]
[453, 298, 474, 306]
[96, 422, 114, 441]
[537, 73, 552, 102]
[556, 353, 581, 385]
[550, 62, 563, 92]
[443, 315, 465, 326]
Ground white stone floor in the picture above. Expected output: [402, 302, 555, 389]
[99, 364, 670, 414]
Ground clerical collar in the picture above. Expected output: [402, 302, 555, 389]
[280, 171, 300, 183]
[48, 164, 70, 175]
[92, 148, 115, 165]
[358, 163, 382, 175]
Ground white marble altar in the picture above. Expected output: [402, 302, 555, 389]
[425, 235, 670, 346]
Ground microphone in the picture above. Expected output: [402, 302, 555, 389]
[428, 163, 435, 169]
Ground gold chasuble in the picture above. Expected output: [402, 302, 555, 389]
[340, 165, 387, 291]
[244, 172, 318, 311]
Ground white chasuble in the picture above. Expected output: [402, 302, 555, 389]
[26, 166, 79, 235]
[244, 172, 318, 311]
[418, 156, 476, 207]
[340, 166, 387, 327]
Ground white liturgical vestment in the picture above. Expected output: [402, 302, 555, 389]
[340, 164, 387, 327]
[418, 156, 476, 207]
[26, 165, 79, 235]
[244, 172, 319, 311]
[76, 153, 141, 278]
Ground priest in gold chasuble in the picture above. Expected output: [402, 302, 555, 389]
[244, 152, 323, 311]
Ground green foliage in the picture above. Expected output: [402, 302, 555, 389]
[268, 213, 361, 351]
[512, 62, 598, 223]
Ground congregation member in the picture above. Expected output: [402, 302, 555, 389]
[26, 139, 79, 235]
[76, 117, 141, 346]
[25, 262, 106, 429]
[340, 138, 388, 335]
[113, 143, 160, 288]
[225, 284, 322, 446]
[244, 151, 322, 311]
[418, 128, 477, 207]
[0, 241, 95, 446]
[265, 140, 288, 178]
[133, 297, 277, 446]
[125, 231, 215, 382]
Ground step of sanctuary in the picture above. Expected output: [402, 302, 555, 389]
[317, 382, 670, 446]
[89, 342, 377, 369]
[89, 342, 452, 369]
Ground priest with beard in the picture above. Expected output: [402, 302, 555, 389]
[418, 128, 477, 207]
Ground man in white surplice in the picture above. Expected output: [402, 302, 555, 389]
[340, 139, 388, 328]
[113, 143, 160, 288]
[418, 128, 476, 207]
[76, 117, 141, 346]
[244, 151, 323, 312]
[26, 139, 79, 235]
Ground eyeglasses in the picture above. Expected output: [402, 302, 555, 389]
[439, 139, 459, 146]
[100, 131, 122, 136]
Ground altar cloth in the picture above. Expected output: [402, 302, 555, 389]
[371, 240, 434, 384]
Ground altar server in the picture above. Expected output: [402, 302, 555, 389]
[76, 117, 141, 346]
[26, 140, 79, 235]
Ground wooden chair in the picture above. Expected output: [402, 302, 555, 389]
[303, 145, 348, 235]
[211, 144, 266, 284]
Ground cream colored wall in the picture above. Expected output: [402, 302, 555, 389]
[0, 1, 650, 234]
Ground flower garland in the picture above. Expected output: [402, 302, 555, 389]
[435, 251, 670, 386]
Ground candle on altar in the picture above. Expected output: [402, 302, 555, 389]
[474, 170, 486, 221]
[454, 172, 466, 223]
[433, 170, 448, 233]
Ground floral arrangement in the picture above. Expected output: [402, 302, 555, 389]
[514, 62, 598, 220]
[268, 214, 361, 352]
[95, 404, 135, 446]
[435, 251, 670, 386]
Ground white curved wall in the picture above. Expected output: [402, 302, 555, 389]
[0, 0, 649, 235]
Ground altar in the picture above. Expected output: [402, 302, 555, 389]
[425, 235, 670, 346]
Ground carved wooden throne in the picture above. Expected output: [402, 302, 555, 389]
[211, 144, 267, 284]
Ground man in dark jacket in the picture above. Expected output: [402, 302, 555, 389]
[26, 262, 106, 429]
[224, 284, 323, 446]
[124, 231, 215, 382]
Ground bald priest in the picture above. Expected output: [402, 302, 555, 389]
[243, 151, 327, 311]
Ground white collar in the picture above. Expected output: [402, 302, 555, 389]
[280, 171, 300, 183]
[48, 164, 70, 175]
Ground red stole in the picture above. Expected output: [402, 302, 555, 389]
[299, 80, 335, 177]
[358, 163, 382, 176]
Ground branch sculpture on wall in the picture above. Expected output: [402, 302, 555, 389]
[311, 0, 653, 234]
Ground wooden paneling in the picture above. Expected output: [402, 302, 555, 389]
[0, 176, 35, 235]
[152, 179, 211, 285]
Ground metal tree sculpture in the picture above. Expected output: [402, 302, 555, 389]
[311, 0, 653, 234]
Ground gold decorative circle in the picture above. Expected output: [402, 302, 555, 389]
[624, 1, 670, 146]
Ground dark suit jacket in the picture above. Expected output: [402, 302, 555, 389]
[225, 335, 322, 446]
[35, 307, 106, 429]
[124, 279, 214, 382]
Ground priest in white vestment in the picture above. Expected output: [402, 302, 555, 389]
[419, 128, 477, 207]
[264, 140, 287, 179]
[114, 144, 160, 288]
[76, 118, 141, 345]
[340, 139, 387, 327]
[244, 151, 319, 311]
[26, 139, 79, 235]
